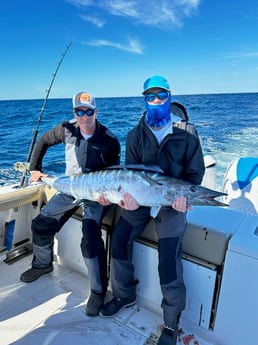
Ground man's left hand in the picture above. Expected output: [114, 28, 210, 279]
[119, 192, 139, 211]
[172, 196, 192, 213]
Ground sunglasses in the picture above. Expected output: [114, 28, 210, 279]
[75, 108, 95, 117]
[144, 91, 170, 102]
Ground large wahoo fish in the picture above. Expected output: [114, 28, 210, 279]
[42, 166, 227, 217]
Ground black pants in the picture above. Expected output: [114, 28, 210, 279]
[110, 206, 186, 329]
[31, 192, 108, 294]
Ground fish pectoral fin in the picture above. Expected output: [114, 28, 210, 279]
[150, 206, 161, 218]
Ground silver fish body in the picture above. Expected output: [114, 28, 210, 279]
[43, 169, 227, 210]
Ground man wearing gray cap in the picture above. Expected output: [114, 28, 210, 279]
[100, 76, 205, 345]
[20, 91, 121, 317]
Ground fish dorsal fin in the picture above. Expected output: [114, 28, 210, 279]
[106, 164, 164, 174]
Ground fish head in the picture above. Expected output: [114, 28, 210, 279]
[186, 184, 228, 206]
[165, 180, 228, 207]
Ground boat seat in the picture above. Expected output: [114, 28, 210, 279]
[73, 204, 233, 267]
[138, 218, 231, 266]
[72, 203, 118, 228]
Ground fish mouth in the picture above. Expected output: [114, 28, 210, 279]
[206, 196, 228, 206]
[203, 191, 228, 206]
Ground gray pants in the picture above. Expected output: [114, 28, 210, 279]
[31, 192, 108, 294]
[110, 206, 186, 329]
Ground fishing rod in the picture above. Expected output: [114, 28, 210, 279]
[19, 41, 72, 187]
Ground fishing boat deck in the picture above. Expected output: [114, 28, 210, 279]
[0, 253, 163, 345]
[0, 253, 214, 345]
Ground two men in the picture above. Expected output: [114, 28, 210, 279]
[21, 77, 205, 345]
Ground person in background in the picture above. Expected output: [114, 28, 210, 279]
[20, 91, 121, 317]
[100, 76, 205, 345]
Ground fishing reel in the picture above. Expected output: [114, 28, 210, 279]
[14, 161, 30, 173]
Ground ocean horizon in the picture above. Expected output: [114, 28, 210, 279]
[1, 90, 258, 102]
[1, 92, 257, 189]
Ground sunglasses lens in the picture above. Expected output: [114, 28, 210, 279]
[86, 109, 94, 116]
[158, 91, 169, 100]
[76, 110, 84, 117]
[145, 94, 155, 102]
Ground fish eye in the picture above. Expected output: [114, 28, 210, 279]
[189, 185, 196, 193]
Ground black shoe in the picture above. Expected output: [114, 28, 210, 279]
[157, 326, 178, 345]
[99, 293, 136, 317]
[86, 292, 105, 317]
[20, 266, 53, 283]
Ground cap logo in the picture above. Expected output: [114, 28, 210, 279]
[80, 93, 91, 103]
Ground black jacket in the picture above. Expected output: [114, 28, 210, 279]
[126, 107, 204, 185]
[30, 119, 120, 175]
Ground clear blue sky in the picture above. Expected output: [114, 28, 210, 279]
[1, 0, 258, 100]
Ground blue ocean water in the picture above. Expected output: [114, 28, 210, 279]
[0, 93, 257, 189]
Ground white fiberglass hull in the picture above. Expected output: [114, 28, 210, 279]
[0, 157, 258, 345]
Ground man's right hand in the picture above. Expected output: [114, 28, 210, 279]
[98, 195, 112, 206]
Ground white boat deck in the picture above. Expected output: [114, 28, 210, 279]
[0, 254, 212, 345]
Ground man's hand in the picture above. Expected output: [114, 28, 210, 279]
[172, 196, 192, 213]
[98, 195, 112, 206]
[119, 192, 139, 211]
[30, 171, 48, 183]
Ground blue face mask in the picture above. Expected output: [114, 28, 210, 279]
[144, 96, 171, 127]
